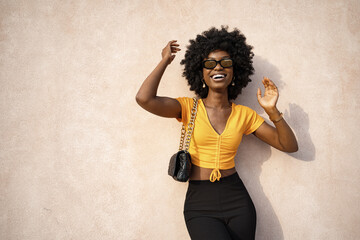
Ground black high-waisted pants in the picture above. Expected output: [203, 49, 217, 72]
[183, 173, 256, 240]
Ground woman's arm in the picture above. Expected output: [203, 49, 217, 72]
[135, 40, 182, 118]
[253, 77, 298, 153]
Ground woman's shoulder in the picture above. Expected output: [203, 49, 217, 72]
[176, 96, 193, 101]
[176, 96, 197, 106]
[232, 103, 262, 117]
[232, 102, 254, 111]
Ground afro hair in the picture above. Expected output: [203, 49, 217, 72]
[180, 26, 254, 100]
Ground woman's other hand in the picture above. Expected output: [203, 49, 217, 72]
[257, 77, 279, 115]
[254, 77, 298, 152]
[162, 40, 181, 65]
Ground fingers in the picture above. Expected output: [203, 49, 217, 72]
[168, 40, 178, 45]
[262, 77, 278, 92]
[262, 77, 270, 87]
[168, 40, 181, 53]
[162, 40, 181, 64]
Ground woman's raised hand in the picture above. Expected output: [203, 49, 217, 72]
[162, 40, 181, 65]
[255, 77, 298, 152]
[257, 77, 279, 114]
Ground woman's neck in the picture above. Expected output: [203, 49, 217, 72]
[203, 91, 231, 109]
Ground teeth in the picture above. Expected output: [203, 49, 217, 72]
[212, 74, 225, 79]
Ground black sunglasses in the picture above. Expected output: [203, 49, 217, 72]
[202, 59, 233, 69]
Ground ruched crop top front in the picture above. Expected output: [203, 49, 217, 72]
[176, 97, 265, 182]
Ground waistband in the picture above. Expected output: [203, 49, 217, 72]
[189, 172, 240, 185]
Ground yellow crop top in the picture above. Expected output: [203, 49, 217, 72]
[176, 97, 265, 182]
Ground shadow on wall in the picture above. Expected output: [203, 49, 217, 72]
[233, 55, 316, 239]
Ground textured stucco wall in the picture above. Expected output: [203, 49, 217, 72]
[1, 0, 359, 239]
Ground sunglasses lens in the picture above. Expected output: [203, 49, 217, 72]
[203, 60, 217, 69]
[221, 59, 233, 68]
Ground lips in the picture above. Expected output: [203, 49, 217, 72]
[211, 74, 227, 81]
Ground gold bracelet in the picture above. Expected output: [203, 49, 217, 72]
[270, 112, 283, 123]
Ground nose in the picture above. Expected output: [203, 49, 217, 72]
[213, 62, 223, 70]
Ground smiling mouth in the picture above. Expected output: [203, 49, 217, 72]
[211, 74, 226, 81]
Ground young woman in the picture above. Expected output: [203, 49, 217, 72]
[136, 26, 298, 240]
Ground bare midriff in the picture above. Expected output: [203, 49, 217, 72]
[189, 165, 237, 181]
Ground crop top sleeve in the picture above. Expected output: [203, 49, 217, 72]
[175, 97, 192, 124]
[242, 106, 265, 135]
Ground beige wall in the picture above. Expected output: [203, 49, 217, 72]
[1, 0, 359, 239]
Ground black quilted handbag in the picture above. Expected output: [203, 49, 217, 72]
[168, 98, 198, 182]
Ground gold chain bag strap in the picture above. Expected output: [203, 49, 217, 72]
[168, 97, 198, 182]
